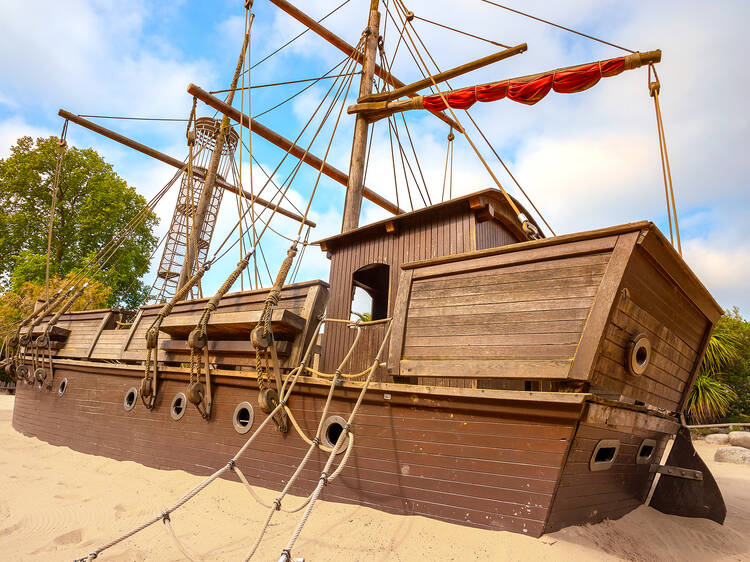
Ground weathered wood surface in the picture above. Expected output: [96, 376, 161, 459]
[544, 417, 670, 533]
[13, 362, 587, 536]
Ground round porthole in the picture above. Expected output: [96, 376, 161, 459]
[123, 387, 138, 412]
[170, 393, 187, 421]
[233, 401, 255, 434]
[627, 334, 651, 376]
[57, 378, 68, 397]
[321, 415, 349, 453]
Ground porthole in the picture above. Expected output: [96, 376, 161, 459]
[123, 387, 138, 412]
[321, 415, 349, 453]
[590, 439, 620, 471]
[627, 333, 651, 376]
[233, 401, 255, 434]
[170, 393, 187, 421]
[57, 378, 68, 397]
[636, 438, 657, 464]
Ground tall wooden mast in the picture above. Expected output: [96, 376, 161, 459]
[341, 0, 381, 233]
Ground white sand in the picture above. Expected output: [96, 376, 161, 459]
[1, 394, 748, 561]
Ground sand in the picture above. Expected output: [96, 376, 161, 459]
[1, 394, 748, 562]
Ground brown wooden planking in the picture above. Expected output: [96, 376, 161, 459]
[12, 363, 587, 536]
[401, 359, 572, 379]
[544, 420, 669, 532]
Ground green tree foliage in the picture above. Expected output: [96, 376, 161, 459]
[687, 309, 750, 423]
[0, 136, 158, 309]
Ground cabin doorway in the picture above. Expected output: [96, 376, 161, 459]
[350, 263, 389, 322]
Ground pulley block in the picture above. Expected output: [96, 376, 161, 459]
[186, 381, 206, 405]
[188, 328, 208, 350]
[251, 324, 273, 350]
[258, 387, 280, 414]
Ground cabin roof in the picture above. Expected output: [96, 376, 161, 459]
[314, 188, 541, 251]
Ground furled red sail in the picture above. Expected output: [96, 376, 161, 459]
[421, 54, 639, 111]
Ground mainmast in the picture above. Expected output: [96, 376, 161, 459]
[341, 0, 381, 233]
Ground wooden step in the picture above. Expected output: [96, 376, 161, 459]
[158, 309, 305, 338]
[22, 324, 71, 340]
[159, 339, 291, 356]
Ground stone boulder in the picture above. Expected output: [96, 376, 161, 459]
[714, 446, 750, 465]
[728, 431, 750, 448]
[705, 433, 730, 445]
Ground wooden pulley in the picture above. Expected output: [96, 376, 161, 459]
[251, 324, 272, 349]
[5, 362, 15, 379]
[8, 334, 18, 348]
[19, 333, 31, 347]
[140, 377, 153, 398]
[16, 364, 29, 382]
[145, 328, 158, 349]
[35, 333, 50, 348]
[34, 368, 47, 384]
[188, 328, 207, 350]
[258, 387, 279, 414]
[186, 381, 205, 405]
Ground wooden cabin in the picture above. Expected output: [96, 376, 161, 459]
[315, 188, 539, 376]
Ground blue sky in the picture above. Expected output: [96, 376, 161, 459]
[1, 0, 748, 313]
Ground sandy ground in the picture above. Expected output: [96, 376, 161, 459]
[1, 394, 748, 562]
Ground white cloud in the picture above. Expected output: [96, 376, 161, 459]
[0, 117, 55, 158]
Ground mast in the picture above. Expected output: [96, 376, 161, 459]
[341, 0, 380, 233]
[176, 14, 252, 292]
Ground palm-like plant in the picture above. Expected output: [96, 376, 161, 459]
[686, 323, 741, 423]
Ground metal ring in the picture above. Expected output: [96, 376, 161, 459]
[57, 378, 68, 397]
[232, 401, 255, 434]
[170, 393, 187, 421]
[320, 415, 349, 453]
[123, 387, 138, 412]
[627, 333, 651, 376]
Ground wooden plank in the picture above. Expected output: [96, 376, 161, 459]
[401, 359, 572, 379]
[159, 339, 291, 356]
[288, 283, 329, 365]
[410, 235, 620, 280]
[387, 268, 413, 377]
[568, 231, 638, 381]
[409, 284, 598, 309]
[402, 222, 648, 273]
[407, 296, 596, 318]
[86, 311, 114, 358]
[158, 308, 304, 337]
[638, 227, 722, 322]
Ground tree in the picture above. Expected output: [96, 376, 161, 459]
[0, 136, 158, 308]
[686, 313, 743, 423]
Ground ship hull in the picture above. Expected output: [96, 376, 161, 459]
[12, 360, 675, 537]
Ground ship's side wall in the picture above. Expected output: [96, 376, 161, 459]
[544, 402, 678, 532]
[322, 208, 477, 374]
[586, 229, 721, 411]
[12, 362, 585, 537]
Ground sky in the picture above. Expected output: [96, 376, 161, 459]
[0, 0, 748, 314]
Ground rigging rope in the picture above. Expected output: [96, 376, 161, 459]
[44, 119, 68, 302]
[648, 64, 681, 254]
[412, 13, 511, 48]
[479, 0, 636, 54]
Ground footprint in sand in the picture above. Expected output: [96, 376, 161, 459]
[54, 528, 83, 545]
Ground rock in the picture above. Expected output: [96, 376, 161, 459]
[714, 446, 750, 465]
[705, 433, 730, 445]
[728, 431, 750, 448]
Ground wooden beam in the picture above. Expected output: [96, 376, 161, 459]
[267, 0, 463, 133]
[348, 49, 662, 121]
[364, 43, 527, 103]
[188, 84, 405, 216]
[58, 109, 314, 227]
[341, 4, 381, 233]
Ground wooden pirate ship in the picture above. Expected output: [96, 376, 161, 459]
[3, 0, 727, 556]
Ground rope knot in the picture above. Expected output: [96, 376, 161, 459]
[227, 459, 236, 470]
[320, 471, 329, 486]
[649, 79, 660, 97]
[273, 498, 282, 511]
[312, 436, 321, 446]
[161, 511, 171, 523]
[280, 548, 292, 561]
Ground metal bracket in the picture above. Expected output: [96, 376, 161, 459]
[650, 464, 703, 481]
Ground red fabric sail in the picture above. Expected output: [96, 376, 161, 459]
[422, 56, 627, 111]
